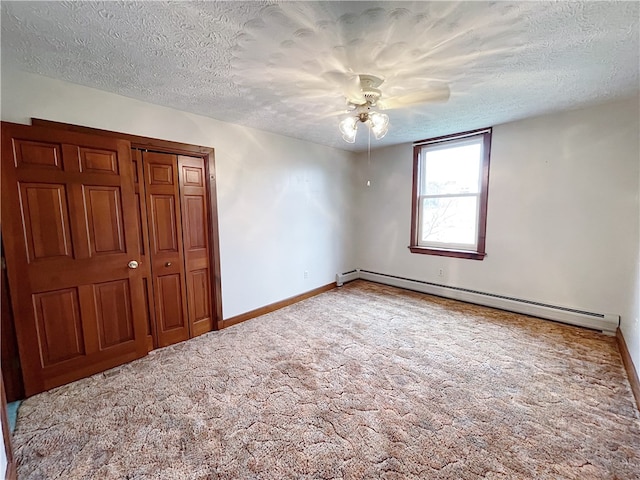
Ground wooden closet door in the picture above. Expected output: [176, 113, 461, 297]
[143, 151, 190, 347]
[178, 155, 214, 336]
[0, 123, 148, 396]
[131, 149, 157, 351]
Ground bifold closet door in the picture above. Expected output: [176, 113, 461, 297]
[178, 155, 214, 336]
[1, 123, 148, 396]
[143, 151, 190, 347]
[131, 149, 157, 351]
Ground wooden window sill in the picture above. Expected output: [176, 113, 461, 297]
[408, 246, 486, 260]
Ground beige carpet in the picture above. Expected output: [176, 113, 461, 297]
[13, 280, 640, 479]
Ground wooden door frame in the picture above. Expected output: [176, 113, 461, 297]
[30, 119, 223, 331]
[1, 241, 24, 402]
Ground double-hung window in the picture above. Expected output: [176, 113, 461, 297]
[410, 128, 492, 260]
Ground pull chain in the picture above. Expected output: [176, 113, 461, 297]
[367, 123, 371, 187]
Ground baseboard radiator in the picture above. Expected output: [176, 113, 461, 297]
[336, 269, 619, 335]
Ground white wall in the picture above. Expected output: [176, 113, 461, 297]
[355, 97, 640, 371]
[1, 69, 358, 319]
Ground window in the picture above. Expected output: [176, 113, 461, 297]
[410, 128, 491, 260]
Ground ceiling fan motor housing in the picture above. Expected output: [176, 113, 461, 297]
[358, 74, 384, 106]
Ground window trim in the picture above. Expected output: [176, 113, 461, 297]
[409, 127, 492, 260]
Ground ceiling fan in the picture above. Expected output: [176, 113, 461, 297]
[331, 73, 451, 143]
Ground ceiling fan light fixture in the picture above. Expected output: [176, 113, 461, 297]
[338, 109, 388, 143]
[339, 115, 358, 143]
[333, 73, 449, 144]
[369, 112, 389, 140]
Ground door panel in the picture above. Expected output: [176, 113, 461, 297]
[157, 274, 186, 330]
[150, 195, 178, 252]
[33, 288, 85, 366]
[143, 151, 190, 347]
[182, 166, 203, 187]
[179, 155, 214, 337]
[84, 186, 125, 255]
[94, 279, 135, 349]
[1, 122, 148, 396]
[19, 183, 73, 261]
[190, 268, 211, 321]
[14, 140, 62, 169]
[80, 148, 118, 174]
[183, 196, 206, 249]
[149, 164, 173, 185]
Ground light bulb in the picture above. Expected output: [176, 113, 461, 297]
[339, 116, 358, 143]
[369, 112, 389, 140]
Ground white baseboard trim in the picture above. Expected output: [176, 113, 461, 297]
[336, 269, 619, 335]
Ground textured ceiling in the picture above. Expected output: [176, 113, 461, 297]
[2, 1, 639, 152]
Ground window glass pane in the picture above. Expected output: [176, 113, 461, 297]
[420, 196, 478, 246]
[422, 141, 482, 195]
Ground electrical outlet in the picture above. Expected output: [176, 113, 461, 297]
[304, 270, 309, 279]
[438, 268, 444, 277]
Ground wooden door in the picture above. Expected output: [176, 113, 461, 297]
[0, 123, 148, 396]
[131, 149, 158, 351]
[143, 151, 190, 347]
[178, 155, 214, 336]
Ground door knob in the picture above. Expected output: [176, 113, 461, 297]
[165, 262, 172, 267]
[127, 260, 139, 269]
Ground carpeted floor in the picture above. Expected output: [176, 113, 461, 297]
[12, 280, 640, 479]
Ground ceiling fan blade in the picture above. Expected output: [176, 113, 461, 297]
[379, 83, 450, 110]
[321, 71, 365, 105]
